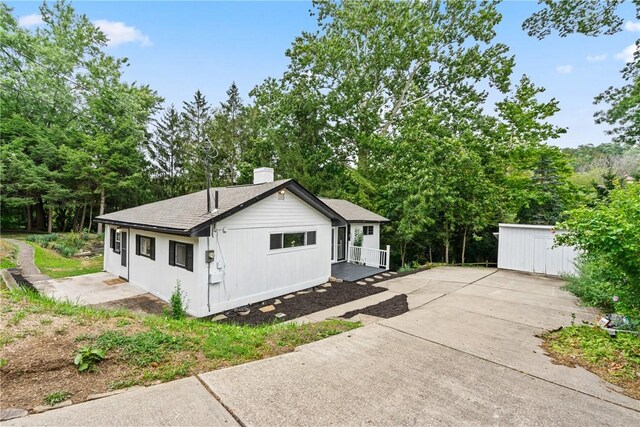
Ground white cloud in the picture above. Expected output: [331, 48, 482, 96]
[586, 53, 607, 62]
[615, 43, 638, 62]
[93, 19, 152, 47]
[555, 65, 573, 74]
[18, 14, 43, 28]
[624, 21, 640, 32]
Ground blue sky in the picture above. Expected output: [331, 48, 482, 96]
[9, 1, 640, 148]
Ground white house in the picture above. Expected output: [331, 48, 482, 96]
[497, 223, 578, 276]
[95, 168, 389, 317]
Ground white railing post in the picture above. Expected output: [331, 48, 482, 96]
[385, 245, 390, 270]
[347, 245, 351, 263]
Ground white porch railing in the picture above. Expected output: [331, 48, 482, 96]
[347, 245, 390, 269]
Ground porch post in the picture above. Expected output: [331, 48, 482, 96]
[385, 245, 390, 270]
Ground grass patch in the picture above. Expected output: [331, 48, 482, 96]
[542, 325, 640, 399]
[43, 391, 71, 406]
[0, 239, 18, 269]
[29, 242, 103, 278]
[0, 287, 359, 411]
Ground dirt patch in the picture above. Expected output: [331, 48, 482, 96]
[92, 294, 169, 316]
[342, 294, 409, 319]
[216, 281, 387, 326]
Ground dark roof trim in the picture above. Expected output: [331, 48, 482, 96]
[96, 219, 192, 237]
[190, 180, 348, 236]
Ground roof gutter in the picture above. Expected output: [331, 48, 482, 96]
[94, 218, 192, 237]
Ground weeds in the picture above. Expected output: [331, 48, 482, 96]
[74, 347, 106, 372]
[43, 391, 71, 406]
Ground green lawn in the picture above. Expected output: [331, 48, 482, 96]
[0, 239, 18, 269]
[542, 325, 640, 399]
[29, 242, 103, 278]
[0, 287, 359, 411]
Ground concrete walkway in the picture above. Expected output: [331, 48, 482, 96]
[5, 267, 639, 426]
[6, 239, 50, 283]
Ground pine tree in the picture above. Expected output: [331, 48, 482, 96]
[149, 105, 185, 198]
[209, 82, 246, 184]
[182, 90, 211, 191]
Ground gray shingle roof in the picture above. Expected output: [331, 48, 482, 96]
[319, 198, 389, 223]
[96, 180, 291, 233]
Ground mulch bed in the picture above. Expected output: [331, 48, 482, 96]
[216, 281, 387, 326]
[342, 294, 409, 319]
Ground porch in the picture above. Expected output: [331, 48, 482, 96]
[331, 261, 387, 282]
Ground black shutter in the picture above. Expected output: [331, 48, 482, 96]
[150, 238, 155, 260]
[110, 228, 116, 250]
[186, 244, 193, 272]
[135, 235, 140, 255]
[169, 241, 175, 266]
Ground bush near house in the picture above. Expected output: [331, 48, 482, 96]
[26, 233, 102, 257]
[556, 183, 640, 317]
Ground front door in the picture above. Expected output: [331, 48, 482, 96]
[336, 226, 346, 261]
[120, 231, 128, 279]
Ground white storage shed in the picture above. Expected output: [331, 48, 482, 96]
[497, 223, 578, 276]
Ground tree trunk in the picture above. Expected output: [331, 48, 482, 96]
[428, 244, 433, 264]
[444, 240, 449, 264]
[97, 189, 105, 234]
[461, 226, 467, 265]
[88, 204, 93, 233]
[79, 203, 87, 232]
[26, 205, 32, 232]
[47, 206, 53, 233]
[35, 199, 46, 231]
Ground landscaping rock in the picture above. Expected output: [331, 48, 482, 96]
[33, 400, 73, 413]
[374, 275, 384, 279]
[356, 281, 367, 286]
[297, 290, 312, 295]
[335, 278, 344, 283]
[259, 305, 276, 313]
[382, 273, 391, 277]
[315, 289, 327, 293]
[329, 276, 338, 282]
[274, 299, 281, 305]
[210, 314, 227, 322]
[274, 313, 286, 319]
[365, 278, 375, 282]
[389, 271, 398, 275]
[0, 408, 28, 421]
[283, 294, 295, 299]
[321, 283, 332, 288]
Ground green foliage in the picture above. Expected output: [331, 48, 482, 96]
[168, 281, 188, 320]
[29, 242, 102, 278]
[74, 347, 106, 372]
[43, 391, 71, 406]
[557, 183, 640, 315]
[96, 330, 186, 367]
[26, 232, 97, 257]
[544, 325, 640, 387]
[353, 228, 363, 247]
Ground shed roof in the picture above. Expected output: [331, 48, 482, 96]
[319, 198, 389, 223]
[96, 180, 346, 236]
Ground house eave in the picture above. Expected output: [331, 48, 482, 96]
[94, 218, 193, 237]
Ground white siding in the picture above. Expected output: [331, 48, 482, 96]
[211, 190, 331, 315]
[349, 223, 380, 250]
[104, 190, 333, 317]
[104, 225, 205, 315]
[497, 224, 578, 276]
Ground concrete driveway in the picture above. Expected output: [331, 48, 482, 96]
[199, 267, 639, 426]
[7, 267, 639, 426]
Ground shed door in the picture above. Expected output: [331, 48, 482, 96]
[532, 237, 548, 274]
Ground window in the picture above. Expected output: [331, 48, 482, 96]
[306, 231, 316, 245]
[270, 231, 317, 250]
[114, 231, 121, 253]
[363, 226, 374, 236]
[169, 240, 193, 271]
[135, 235, 155, 260]
[270, 234, 283, 250]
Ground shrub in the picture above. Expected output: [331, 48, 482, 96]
[74, 347, 106, 372]
[168, 281, 188, 320]
[43, 391, 71, 406]
[557, 183, 640, 316]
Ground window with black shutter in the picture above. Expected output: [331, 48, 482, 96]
[136, 235, 155, 260]
[168, 240, 193, 272]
